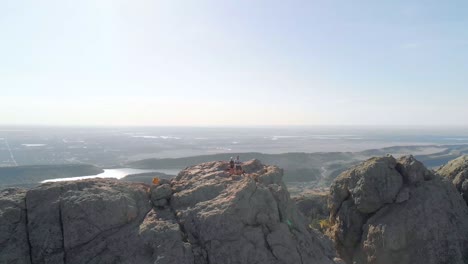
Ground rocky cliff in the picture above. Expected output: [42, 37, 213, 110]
[328, 155, 468, 264]
[0, 159, 339, 264]
[437, 155, 468, 204]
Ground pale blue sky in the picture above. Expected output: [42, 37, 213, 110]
[1, 0, 467, 126]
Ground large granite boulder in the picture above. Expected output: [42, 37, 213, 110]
[437, 155, 468, 204]
[0, 160, 339, 264]
[329, 155, 468, 264]
[171, 160, 338, 264]
[25, 179, 186, 264]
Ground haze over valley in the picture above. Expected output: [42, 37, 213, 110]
[2, 126, 468, 167]
[1, 126, 468, 192]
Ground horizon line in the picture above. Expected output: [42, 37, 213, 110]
[1, 124, 468, 129]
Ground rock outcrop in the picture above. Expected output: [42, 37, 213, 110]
[437, 155, 468, 204]
[0, 188, 30, 264]
[169, 159, 337, 264]
[26, 180, 157, 264]
[329, 155, 468, 264]
[0, 159, 338, 264]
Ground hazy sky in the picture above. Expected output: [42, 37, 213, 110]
[1, 0, 467, 126]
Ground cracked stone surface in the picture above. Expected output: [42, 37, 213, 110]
[26, 179, 153, 264]
[328, 155, 468, 264]
[0, 159, 338, 264]
[171, 159, 337, 264]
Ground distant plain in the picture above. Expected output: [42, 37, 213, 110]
[1, 126, 467, 192]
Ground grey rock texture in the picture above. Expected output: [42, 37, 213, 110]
[437, 155, 468, 204]
[0, 188, 30, 264]
[171, 159, 337, 264]
[329, 156, 403, 215]
[150, 183, 172, 208]
[329, 155, 468, 264]
[26, 180, 156, 264]
[0, 159, 338, 264]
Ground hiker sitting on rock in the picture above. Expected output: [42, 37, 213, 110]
[229, 157, 235, 175]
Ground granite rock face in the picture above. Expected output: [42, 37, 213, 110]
[0, 159, 338, 264]
[329, 155, 468, 264]
[437, 155, 468, 204]
[25, 179, 172, 264]
[171, 159, 337, 264]
[0, 188, 30, 264]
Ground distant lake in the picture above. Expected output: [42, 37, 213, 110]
[41, 168, 180, 183]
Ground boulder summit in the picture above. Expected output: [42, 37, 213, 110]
[0, 159, 338, 264]
[328, 155, 468, 264]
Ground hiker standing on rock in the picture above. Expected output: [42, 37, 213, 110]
[235, 155, 244, 175]
[229, 157, 235, 175]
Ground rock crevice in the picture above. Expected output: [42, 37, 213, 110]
[24, 194, 34, 264]
[58, 204, 67, 264]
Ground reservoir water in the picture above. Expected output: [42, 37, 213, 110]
[41, 168, 180, 183]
